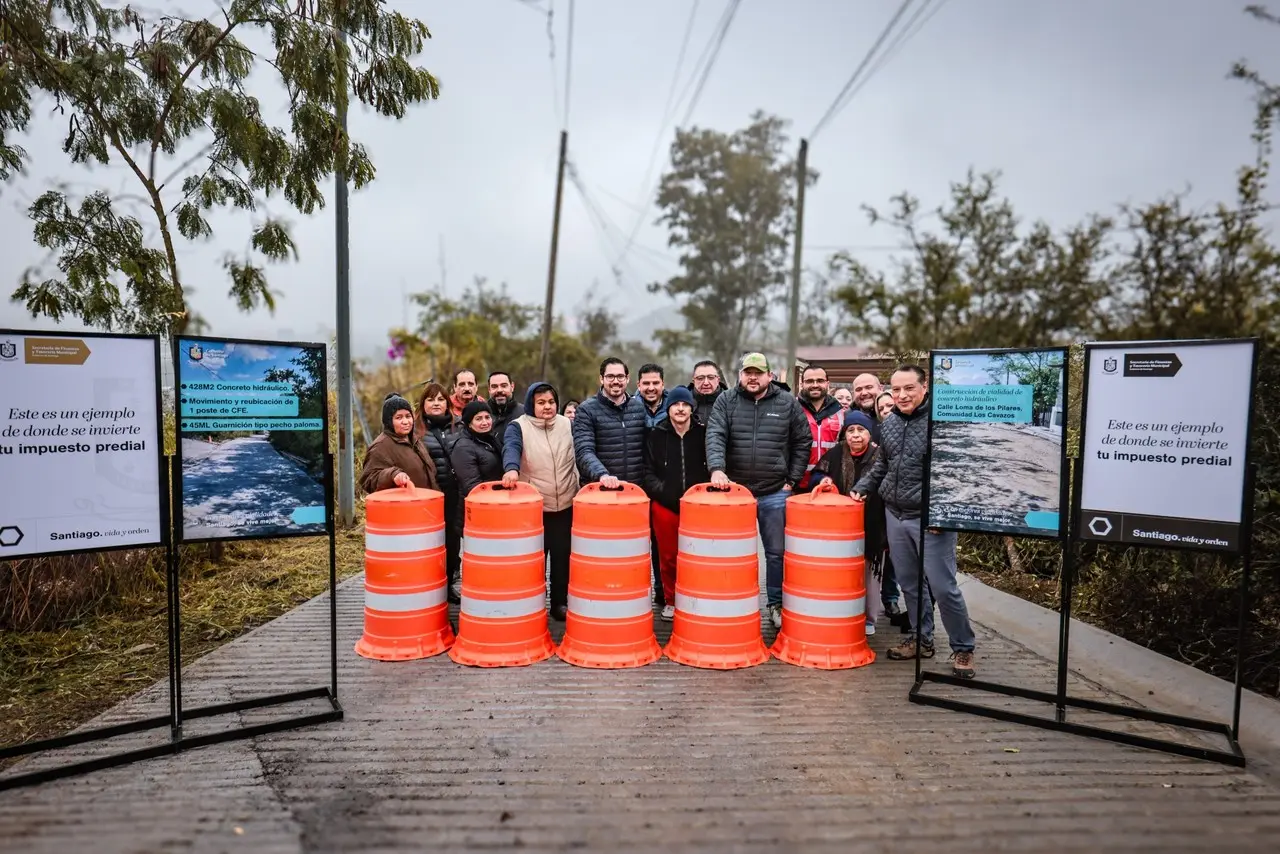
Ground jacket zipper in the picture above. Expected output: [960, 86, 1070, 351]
[541, 427, 560, 508]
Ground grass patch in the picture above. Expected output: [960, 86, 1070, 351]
[0, 523, 367, 759]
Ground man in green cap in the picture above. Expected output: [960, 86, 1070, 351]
[705, 352, 811, 629]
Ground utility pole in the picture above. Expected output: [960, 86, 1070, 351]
[539, 129, 569, 378]
[335, 26, 355, 527]
[784, 138, 809, 384]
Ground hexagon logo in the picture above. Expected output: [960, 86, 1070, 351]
[0, 525, 24, 547]
[1088, 516, 1113, 537]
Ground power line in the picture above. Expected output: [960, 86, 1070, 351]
[614, 0, 741, 272]
[810, 0, 916, 141]
[679, 0, 742, 128]
[841, 0, 949, 110]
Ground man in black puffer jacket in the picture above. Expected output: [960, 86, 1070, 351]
[573, 356, 648, 487]
[853, 364, 976, 679]
[706, 352, 811, 630]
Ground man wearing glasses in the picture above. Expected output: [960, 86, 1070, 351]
[687, 360, 727, 427]
[572, 357, 648, 488]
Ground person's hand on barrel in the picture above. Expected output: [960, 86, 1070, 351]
[393, 471, 412, 489]
[600, 475, 620, 489]
[502, 470, 519, 488]
[710, 470, 730, 487]
[849, 490, 865, 503]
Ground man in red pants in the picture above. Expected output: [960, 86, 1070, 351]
[641, 387, 710, 621]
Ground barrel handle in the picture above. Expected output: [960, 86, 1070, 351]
[684, 482, 750, 499]
[481, 479, 537, 495]
[810, 480, 837, 495]
[580, 481, 642, 496]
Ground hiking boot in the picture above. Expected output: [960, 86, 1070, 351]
[767, 603, 783, 630]
[886, 634, 934, 660]
[661, 604, 675, 621]
[950, 650, 976, 679]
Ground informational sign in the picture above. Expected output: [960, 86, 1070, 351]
[175, 336, 329, 542]
[1077, 339, 1255, 552]
[0, 330, 164, 557]
[927, 348, 1067, 537]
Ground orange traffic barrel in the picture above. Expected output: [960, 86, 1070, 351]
[664, 483, 769, 669]
[449, 481, 556, 667]
[355, 487, 454, 661]
[558, 482, 661, 669]
[770, 483, 875, 669]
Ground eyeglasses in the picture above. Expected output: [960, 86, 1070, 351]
[602, 374, 627, 381]
[693, 374, 718, 382]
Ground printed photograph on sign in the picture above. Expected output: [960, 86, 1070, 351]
[176, 337, 329, 541]
[0, 330, 164, 558]
[1076, 339, 1254, 552]
[927, 348, 1066, 537]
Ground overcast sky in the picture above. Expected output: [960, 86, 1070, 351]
[1, 0, 1276, 363]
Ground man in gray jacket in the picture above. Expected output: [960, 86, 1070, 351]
[706, 352, 811, 629]
[853, 364, 976, 678]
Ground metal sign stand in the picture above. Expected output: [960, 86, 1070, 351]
[909, 342, 1256, 767]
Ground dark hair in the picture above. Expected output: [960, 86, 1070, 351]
[487, 370, 512, 384]
[693, 359, 720, 375]
[891, 364, 927, 384]
[600, 357, 628, 376]
[453, 368, 476, 385]
[638, 362, 664, 380]
[418, 382, 448, 411]
[801, 364, 828, 380]
[561, 398, 580, 413]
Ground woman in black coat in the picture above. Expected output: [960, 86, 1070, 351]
[811, 408, 887, 635]
[448, 400, 503, 527]
[417, 382, 464, 600]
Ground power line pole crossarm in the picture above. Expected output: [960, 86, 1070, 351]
[784, 137, 809, 385]
[539, 129, 569, 378]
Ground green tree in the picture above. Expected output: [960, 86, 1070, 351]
[0, 0, 439, 334]
[828, 171, 1114, 351]
[984, 351, 1063, 422]
[649, 111, 814, 369]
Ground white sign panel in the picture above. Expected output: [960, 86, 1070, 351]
[0, 331, 164, 557]
[1078, 339, 1255, 552]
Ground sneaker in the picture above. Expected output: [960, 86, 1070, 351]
[950, 650, 976, 679]
[661, 604, 675, 621]
[865, 622, 876, 637]
[886, 634, 935, 660]
[767, 603, 782, 630]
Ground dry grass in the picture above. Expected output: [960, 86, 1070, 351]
[0, 521, 367, 755]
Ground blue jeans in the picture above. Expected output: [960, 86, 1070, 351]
[884, 511, 975, 653]
[757, 489, 788, 606]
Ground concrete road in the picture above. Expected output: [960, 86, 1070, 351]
[180, 436, 325, 539]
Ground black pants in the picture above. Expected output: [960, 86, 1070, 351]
[545, 507, 573, 610]
[650, 533, 665, 606]
[444, 492, 462, 585]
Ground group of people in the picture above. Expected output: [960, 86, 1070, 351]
[360, 353, 977, 679]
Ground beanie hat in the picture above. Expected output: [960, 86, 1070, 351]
[382, 393, 413, 431]
[665, 386, 695, 411]
[461, 399, 493, 430]
[842, 409, 876, 435]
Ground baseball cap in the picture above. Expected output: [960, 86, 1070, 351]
[740, 352, 769, 372]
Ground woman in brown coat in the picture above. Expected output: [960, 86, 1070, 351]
[360, 393, 438, 493]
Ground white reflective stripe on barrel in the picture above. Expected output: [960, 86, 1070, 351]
[364, 586, 447, 612]
[567, 593, 653, 620]
[463, 533, 544, 557]
[570, 534, 651, 559]
[460, 592, 547, 619]
[678, 534, 757, 558]
[783, 591, 866, 619]
[674, 592, 760, 619]
[784, 533, 864, 559]
[365, 529, 446, 553]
